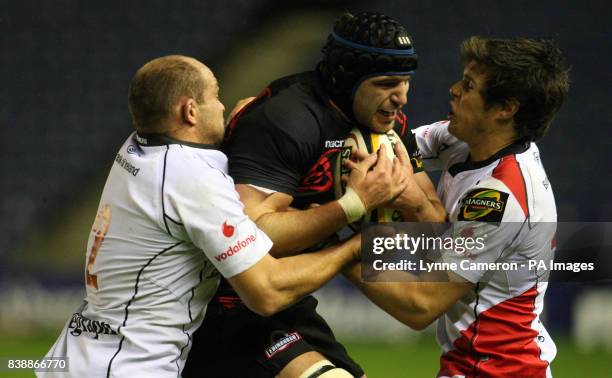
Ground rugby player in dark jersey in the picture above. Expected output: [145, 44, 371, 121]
[183, 12, 445, 378]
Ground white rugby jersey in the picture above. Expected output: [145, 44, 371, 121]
[415, 121, 557, 378]
[40, 132, 271, 378]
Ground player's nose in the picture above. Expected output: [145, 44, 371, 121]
[391, 83, 409, 107]
[449, 81, 461, 98]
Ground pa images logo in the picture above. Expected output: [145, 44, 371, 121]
[458, 188, 509, 223]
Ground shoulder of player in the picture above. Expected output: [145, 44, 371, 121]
[466, 174, 528, 221]
[505, 144, 556, 220]
[261, 93, 323, 142]
[163, 146, 233, 191]
[248, 73, 324, 142]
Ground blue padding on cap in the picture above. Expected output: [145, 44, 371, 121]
[331, 32, 416, 56]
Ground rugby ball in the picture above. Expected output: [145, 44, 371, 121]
[334, 127, 406, 228]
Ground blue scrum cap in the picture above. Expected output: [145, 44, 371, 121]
[317, 11, 418, 119]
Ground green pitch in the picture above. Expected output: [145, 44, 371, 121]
[0, 333, 609, 377]
[347, 338, 611, 377]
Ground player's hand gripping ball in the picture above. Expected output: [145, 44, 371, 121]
[334, 127, 407, 229]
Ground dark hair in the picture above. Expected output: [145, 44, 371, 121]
[317, 11, 417, 119]
[461, 36, 570, 141]
[128, 55, 205, 133]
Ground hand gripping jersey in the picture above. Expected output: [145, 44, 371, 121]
[39, 133, 271, 378]
[414, 121, 557, 378]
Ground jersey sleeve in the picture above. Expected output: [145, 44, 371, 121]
[436, 178, 529, 283]
[412, 121, 456, 158]
[165, 154, 272, 278]
[224, 97, 320, 195]
[413, 121, 460, 171]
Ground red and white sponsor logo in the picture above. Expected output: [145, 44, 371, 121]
[264, 332, 302, 359]
[215, 234, 256, 261]
[222, 221, 235, 237]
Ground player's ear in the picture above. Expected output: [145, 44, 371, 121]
[497, 97, 519, 122]
[182, 98, 198, 126]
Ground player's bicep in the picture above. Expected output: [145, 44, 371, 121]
[358, 271, 473, 329]
[226, 254, 280, 316]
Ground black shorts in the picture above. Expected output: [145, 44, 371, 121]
[183, 288, 363, 377]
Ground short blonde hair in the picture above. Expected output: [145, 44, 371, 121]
[128, 55, 206, 133]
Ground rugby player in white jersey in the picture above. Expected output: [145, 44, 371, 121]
[38, 55, 392, 378]
[344, 37, 569, 377]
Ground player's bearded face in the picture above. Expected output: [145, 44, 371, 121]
[352, 75, 410, 133]
[448, 62, 496, 142]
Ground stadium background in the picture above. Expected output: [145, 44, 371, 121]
[1, 0, 610, 376]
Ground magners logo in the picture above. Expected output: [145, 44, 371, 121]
[458, 188, 509, 223]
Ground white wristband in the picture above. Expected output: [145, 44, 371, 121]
[337, 187, 366, 223]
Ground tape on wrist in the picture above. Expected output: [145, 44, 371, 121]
[337, 187, 366, 223]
